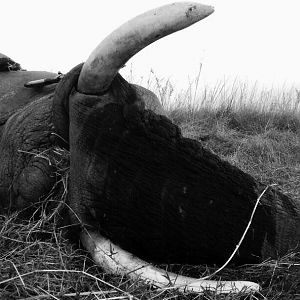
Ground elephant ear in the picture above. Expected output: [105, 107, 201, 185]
[52, 63, 84, 148]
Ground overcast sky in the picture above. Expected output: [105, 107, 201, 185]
[2, 0, 300, 91]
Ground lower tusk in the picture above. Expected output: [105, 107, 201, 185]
[81, 231, 260, 295]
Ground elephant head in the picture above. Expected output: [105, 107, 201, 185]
[52, 1, 216, 234]
[50, 2, 261, 294]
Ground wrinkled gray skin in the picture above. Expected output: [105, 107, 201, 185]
[0, 69, 56, 210]
[0, 57, 165, 213]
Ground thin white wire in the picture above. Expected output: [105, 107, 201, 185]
[197, 184, 272, 281]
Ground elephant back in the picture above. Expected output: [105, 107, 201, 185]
[0, 70, 56, 126]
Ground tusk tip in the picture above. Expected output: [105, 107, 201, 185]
[206, 5, 215, 15]
[185, 2, 215, 18]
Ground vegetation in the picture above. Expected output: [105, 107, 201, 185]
[0, 75, 299, 299]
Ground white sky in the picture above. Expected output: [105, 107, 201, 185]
[2, 0, 300, 91]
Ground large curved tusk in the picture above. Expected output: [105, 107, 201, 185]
[81, 231, 260, 295]
[78, 2, 214, 94]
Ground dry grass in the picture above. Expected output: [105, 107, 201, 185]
[1, 73, 300, 299]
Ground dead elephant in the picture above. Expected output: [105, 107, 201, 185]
[0, 2, 299, 295]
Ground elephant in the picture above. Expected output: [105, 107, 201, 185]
[0, 2, 299, 295]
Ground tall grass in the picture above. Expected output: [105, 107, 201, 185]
[126, 64, 300, 113]
[1, 70, 299, 299]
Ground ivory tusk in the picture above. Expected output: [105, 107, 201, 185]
[78, 2, 214, 94]
[81, 231, 260, 295]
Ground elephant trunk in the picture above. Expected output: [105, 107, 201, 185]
[77, 2, 214, 95]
